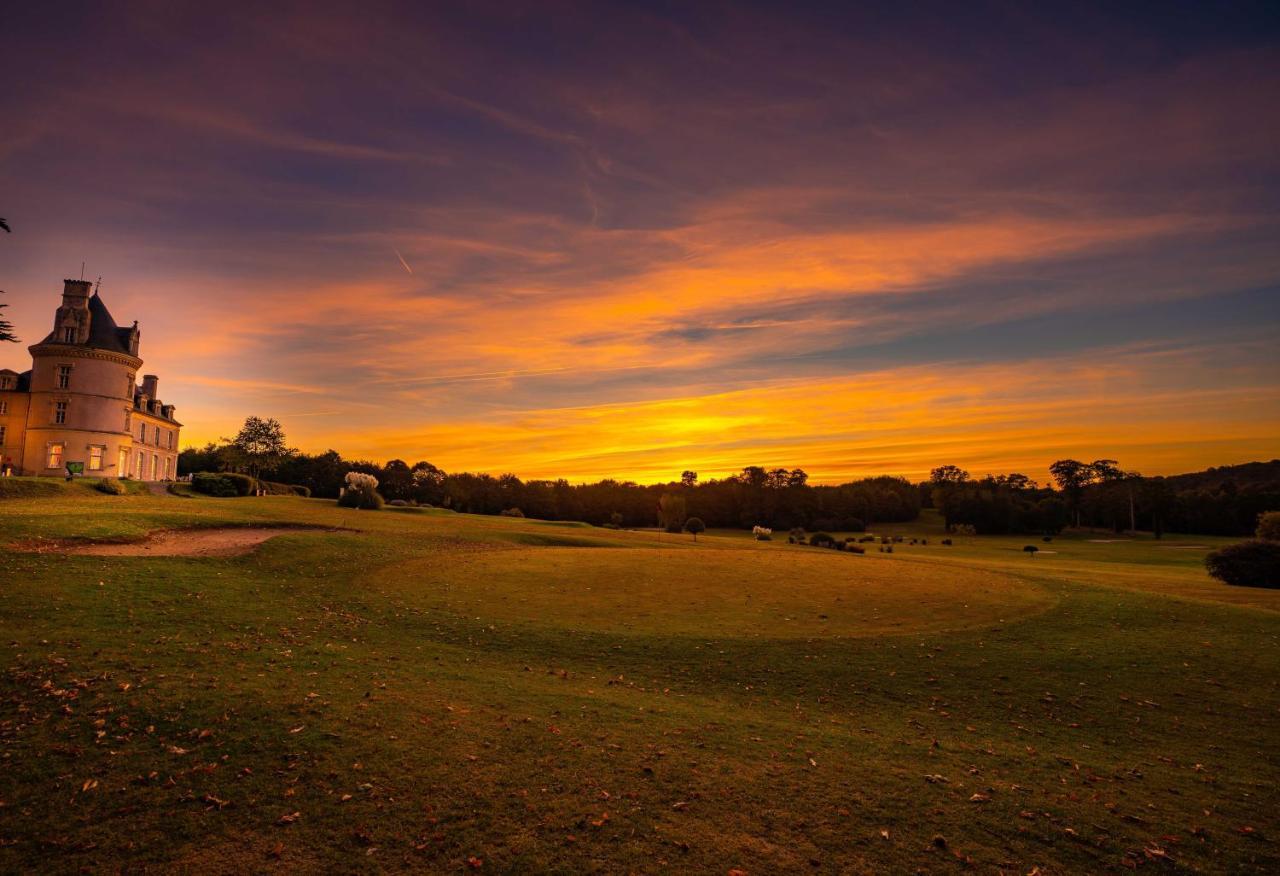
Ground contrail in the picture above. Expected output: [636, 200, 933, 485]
[393, 247, 414, 275]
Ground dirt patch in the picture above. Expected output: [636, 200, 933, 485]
[19, 526, 349, 558]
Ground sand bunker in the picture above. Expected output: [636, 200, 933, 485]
[29, 526, 346, 558]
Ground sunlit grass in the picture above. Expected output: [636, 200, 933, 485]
[1, 488, 1277, 873]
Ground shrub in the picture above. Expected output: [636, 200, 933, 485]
[1205, 540, 1280, 588]
[1023, 545, 1039, 556]
[388, 499, 409, 506]
[848, 544, 865, 554]
[684, 517, 706, 541]
[941, 538, 953, 546]
[859, 536, 875, 543]
[191, 472, 237, 497]
[500, 507, 525, 517]
[338, 471, 384, 510]
[880, 536, 890, 545]
[1257, 511, 1280, 542]
[752, 525, 772, 540]
[954, 524, 976, 536]
[921, 538, 928, 545]
[884, 545, 893, 553]
[787, 536, 796, 544]
[1042, 535, 1053, 543]
[834, 541, 846, 551]
[223, 472, 257, 496]
[789, 527, 806, 541]
[809, 532, 834, 547]
[290, 485, 311, 497]
[95, 477, 126, 495]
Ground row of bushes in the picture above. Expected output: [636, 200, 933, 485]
[190, 472, 310, 498]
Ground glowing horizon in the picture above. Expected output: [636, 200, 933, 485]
[2, 4, 1277, 485]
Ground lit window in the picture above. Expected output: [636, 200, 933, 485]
[88, 445, 105, 471]
[0, 401, 7, 415]
[47, 443, 64, 468]
[63, 327, 76, 343]
[57, 365, 72, 389]
[54, 401, 68, 424]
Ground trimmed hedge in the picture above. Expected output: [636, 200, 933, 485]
[95, 477, 126, 495]
[191, 472, 239, 497]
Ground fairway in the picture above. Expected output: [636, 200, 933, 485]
[2, 486, 1279, 873]
[392, 547, 1053, 638]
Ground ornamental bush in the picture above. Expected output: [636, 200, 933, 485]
[95, 477, 126, 495]
[338, 471, 384, 510]
[1205, 540, 1280, 588]
[191, 472, 237, 497]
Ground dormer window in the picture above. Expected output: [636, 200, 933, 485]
[57, 365, 72, 389]
[63, 327, 76, 343]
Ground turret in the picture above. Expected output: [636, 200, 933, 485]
[53, 279, 93, 344]
[141, 374, 159, 398]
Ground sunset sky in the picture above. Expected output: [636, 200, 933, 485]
[2, 2, 1278, 484]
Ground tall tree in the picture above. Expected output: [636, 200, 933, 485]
[227, 416, 290, 479]
[1049, 459, 1093, 527]
[657, 492, 688, 532]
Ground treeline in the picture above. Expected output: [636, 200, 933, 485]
[180, 419, 1275, 535]
[179, 436, 919, 529]
[923, 459, 1280, 537]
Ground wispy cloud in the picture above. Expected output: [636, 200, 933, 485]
[0, 2, 1276, 481]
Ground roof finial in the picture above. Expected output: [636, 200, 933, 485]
[94, 276, 102, 295]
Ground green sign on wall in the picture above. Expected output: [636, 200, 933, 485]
[65, 462, 84, 475]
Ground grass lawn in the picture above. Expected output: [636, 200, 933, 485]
[2, 483, 1278, 873]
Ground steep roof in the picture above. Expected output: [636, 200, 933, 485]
[37, 292, 136, 356]
[0, 369, 32, 392]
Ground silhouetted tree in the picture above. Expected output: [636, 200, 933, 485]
[0, 291, 16, 343]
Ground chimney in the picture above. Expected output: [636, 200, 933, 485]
[141, 374, 159, 398]
[62, 279, 92, 306]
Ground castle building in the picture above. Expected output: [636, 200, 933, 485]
[0, 279, 181, 480]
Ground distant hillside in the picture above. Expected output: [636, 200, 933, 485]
[1158, 460, 1280, 490]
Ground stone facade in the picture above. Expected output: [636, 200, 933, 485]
[0, 280, 181, 480]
